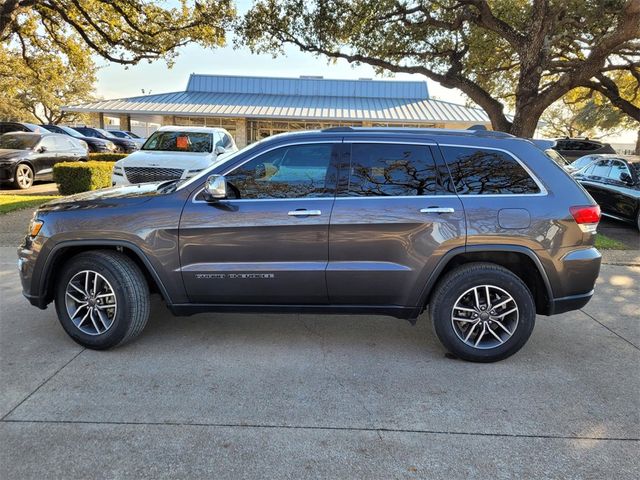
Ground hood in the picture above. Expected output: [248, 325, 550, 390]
[0, 149, 29, 161]
[37, 183, 164, 213]
[116, 150, 215, 170]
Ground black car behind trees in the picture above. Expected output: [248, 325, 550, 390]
[73, 127, 138, 153]
[42, 125, 117, 153]
[574, 155, 640, 230]
[0, 132, 87, 189]
[553, 138, 616, 160]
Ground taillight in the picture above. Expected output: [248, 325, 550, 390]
[570, 205, 601, 233]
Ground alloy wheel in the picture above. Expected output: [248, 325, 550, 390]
[64, 270, 117, 335]
[16, 164, 33, 188]
[451, 285, 519, 350]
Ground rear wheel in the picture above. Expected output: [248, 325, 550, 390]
[54, 250, 150, 349]
[429, 262, 536, 362]
[13, 163, 34, 189]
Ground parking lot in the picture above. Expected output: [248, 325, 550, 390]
[0, 207, 638, 479]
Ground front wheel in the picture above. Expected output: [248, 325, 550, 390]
[429, 262, 536, 362]
[54, 250, 150, 349]
[14, 163, 34, 189]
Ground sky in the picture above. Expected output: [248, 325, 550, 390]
[93, 1, 635, 144]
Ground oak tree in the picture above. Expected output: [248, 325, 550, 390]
[238, 0, 640, 137]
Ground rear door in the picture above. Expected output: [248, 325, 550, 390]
[179, 141, 340, 304]
[327, 140, 465, 307]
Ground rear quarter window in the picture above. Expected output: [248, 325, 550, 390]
[441, 146, 540, 195]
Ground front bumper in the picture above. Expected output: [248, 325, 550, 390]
[0, 164, 16, 182]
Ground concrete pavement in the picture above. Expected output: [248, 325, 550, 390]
[1, 245, 639, 478]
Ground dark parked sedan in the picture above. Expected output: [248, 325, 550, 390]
[41, 124, 117, 153]
[73, 126, 138, 153]
[553, 137, 616, 161]
[0, 122, 51, 134]
[573, 155, 640, 230]
[0, 132, 87, 189]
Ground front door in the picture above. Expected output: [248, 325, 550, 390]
[327, 140, 465, 307]
[179, 142, 340, 304]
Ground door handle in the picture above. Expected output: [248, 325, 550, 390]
[288, 209, 322, 216]
[419, 207, 455, 214]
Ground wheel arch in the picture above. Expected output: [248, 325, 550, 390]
[39, 240, 172, 307]
[418, 245, 554, 316]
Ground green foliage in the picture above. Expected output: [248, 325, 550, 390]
[237, 0, 640, 136]
[89, 153, 129, 162]
[53, 161, 115, 195]
[0, 195, 60, 215]
[2, 1, 235, 66]
[0, 41, 95, 124]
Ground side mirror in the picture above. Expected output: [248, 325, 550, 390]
[203, 175, 227, 201]
[620, 172, 634, 185]
[214, 145, 226, 155]
[38, 146, 47, 153]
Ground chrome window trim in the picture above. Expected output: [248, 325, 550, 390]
[438, 143, 548, 196]
[190, 138, 549, 202]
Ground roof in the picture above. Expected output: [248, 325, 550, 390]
[156, 125, 229, 133]
[63, 73, 492, 124]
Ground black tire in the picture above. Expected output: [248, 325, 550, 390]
[429, 262, 536, 363]
[13, 163, 34, 189]
[54, 250, 150, 349]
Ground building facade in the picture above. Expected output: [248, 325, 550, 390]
[64, 74, 493, 147]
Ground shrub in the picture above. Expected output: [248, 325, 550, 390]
[53, 161, 115, 195]
[89, 153, 128, 162]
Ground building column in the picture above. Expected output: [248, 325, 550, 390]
[235, 118, 248, 147]
[118, 114, 131, 131]
[98, 112, 105, 128]
[362, 121, 373, 127]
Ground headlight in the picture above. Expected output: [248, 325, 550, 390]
[106, 141, 116, 150]
[113, 165, 123, 176]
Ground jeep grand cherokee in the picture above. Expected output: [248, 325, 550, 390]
[18, 128, 602, 362]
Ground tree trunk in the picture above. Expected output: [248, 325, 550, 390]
[636, 129, 640, 155]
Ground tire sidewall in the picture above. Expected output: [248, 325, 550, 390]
[55, 255, 132, 349]
[431, 267, 536, 362]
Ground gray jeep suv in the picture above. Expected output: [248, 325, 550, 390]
[18, 128, 602, 362]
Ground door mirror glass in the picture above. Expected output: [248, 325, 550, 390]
[203, 175, 227, 201]
[38, 146, 47, 153]
[215, 145, 226, 155]
[620, 172, 634, 185]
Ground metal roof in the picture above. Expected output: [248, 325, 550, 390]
[63, 74, 491, 124]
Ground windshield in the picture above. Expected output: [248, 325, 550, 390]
[91, 128, 116, 139]
[109, 131, 128, 139]
[142, 131, 213, 153]
[544, 149, 570, 167]
[0, 134, 40, 150]
[59, 126, 83, 138]
[572, 155, 599, 170]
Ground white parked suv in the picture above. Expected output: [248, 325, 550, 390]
[112, 126, 237, 185]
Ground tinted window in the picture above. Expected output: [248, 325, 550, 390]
[143, 131, 212, 153]
[583, 159, 612, 178]
[75, 128, 97, 138]
[0, 134, 40, 149]
[39, 136, 56, 150]
[441, 146, 540, 195]
[346, 144, 438, 196]
[572, 155, 597, 170]
[609, 160, 632, 182]
[225, 143, 335, 199]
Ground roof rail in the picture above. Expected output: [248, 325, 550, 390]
[467, 124, 487, 131]
[320, 126, 515, 138]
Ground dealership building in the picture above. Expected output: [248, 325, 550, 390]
[64, 73, 492, 147]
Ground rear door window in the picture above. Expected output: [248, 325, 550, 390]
[441, 146, 540, 195]
[344, 143, 439, 196]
